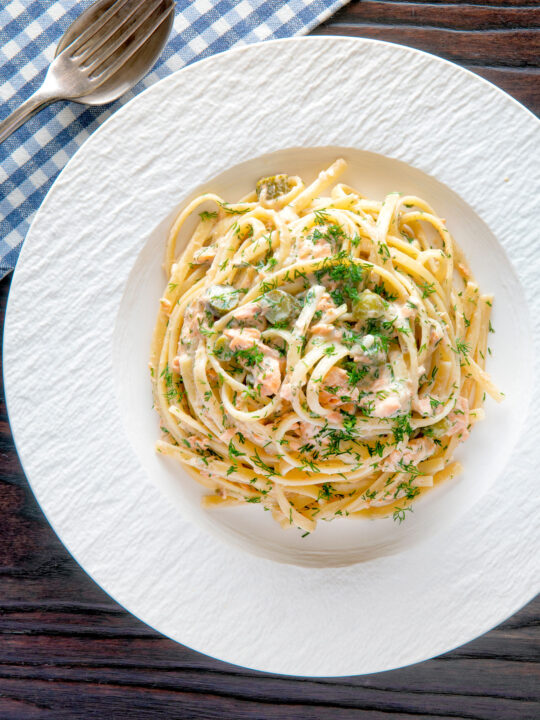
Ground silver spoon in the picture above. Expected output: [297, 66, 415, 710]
[0, 0, 175, 144]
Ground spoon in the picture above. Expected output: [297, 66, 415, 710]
[0, 0, 175, 144]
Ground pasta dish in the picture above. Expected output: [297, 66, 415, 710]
[150, 159, 501, 533]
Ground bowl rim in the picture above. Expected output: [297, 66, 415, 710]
[4, 35, 540, 677]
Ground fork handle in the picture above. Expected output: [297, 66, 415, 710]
[0, 89, 58, 145]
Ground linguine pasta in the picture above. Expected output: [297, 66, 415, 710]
[150, 159, 501, 533]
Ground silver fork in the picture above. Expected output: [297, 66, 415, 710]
[0, 0, 175, 144]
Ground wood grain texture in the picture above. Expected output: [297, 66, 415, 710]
[341, 1, 540, 29]
[315, 23, 538, 65]
[1, 2, 539, 717]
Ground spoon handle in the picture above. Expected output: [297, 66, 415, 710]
[0, 89, 58, 145]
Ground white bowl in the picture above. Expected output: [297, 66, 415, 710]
[4, 37, 539, 676]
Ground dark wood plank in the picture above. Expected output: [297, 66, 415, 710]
[313, 24, 539, 66]
[1, 2, 539, 716]
[341, 1, 540, 30]
[341, 0, 540, 7]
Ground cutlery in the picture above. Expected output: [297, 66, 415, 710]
[0, 0, 175, 144]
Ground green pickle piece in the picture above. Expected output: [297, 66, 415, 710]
[206, 284, 239, 316]
[213, 335, 233, 360]
[430, 416, 452, 438]
[256, 174, 292, 201]
[352, 289, 386, 321]
[260, 289, 301, 324]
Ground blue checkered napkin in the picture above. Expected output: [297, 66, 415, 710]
[0, 0, 349, 278]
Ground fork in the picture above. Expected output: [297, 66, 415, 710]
[0, 0, 175, 144]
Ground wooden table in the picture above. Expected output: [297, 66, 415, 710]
[1, 2, 538, 717]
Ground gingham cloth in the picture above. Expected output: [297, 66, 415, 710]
[0, 0, 348, 278]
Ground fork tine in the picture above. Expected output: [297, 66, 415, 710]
[89, 2, 174, 81]
[76, 0, 153, 65]
[81, 0, 165, 69]
[66, 0, 133, 57]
